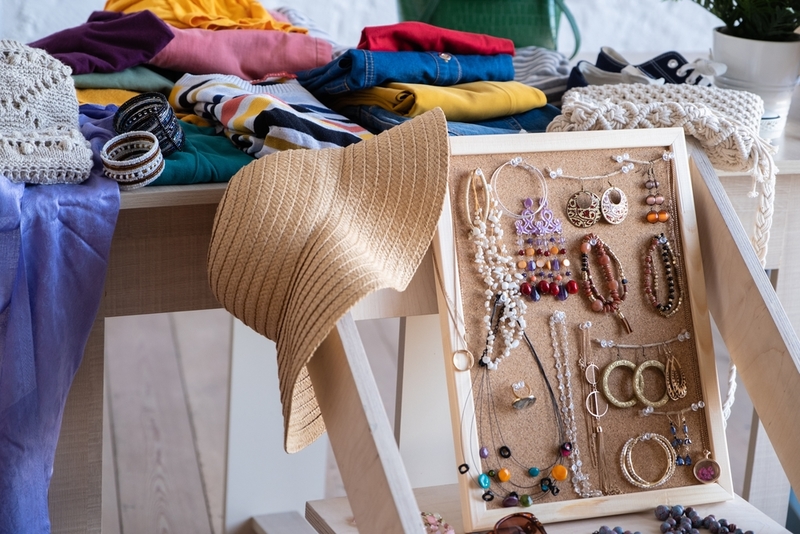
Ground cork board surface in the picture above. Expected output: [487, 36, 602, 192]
[436, 131, 731, 528]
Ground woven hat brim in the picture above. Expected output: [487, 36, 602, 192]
[208, 108, 450, 453]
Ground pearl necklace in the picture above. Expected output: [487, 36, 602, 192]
[469, 169, 526, 369]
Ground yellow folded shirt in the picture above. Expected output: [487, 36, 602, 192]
[330, 81, 547, 122]
[104, 0, 306, 32]
[76, 88, 141, 107]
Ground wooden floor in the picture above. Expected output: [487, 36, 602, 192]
[100, 310, 755, 534]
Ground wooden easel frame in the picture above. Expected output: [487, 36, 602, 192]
[432, 129, 734, 532]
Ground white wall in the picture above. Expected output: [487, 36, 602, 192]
[1, 0, 722, 57]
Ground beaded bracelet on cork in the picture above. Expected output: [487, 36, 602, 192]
[579, 234, 632, 334]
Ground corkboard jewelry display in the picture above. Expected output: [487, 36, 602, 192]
[431, 128, 733, 532]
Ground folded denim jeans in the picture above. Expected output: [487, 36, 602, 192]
[297, 49, 514, 100]
[338, 104, 560, 136]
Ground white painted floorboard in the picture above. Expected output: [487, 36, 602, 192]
[101, 310, 754, 532]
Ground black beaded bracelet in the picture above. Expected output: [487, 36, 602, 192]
[114, 92, 184, 157]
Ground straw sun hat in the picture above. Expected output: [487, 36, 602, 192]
[208, 108, 450, 453]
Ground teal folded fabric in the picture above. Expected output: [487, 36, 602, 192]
[152, 122, 255, 185]
[72, 66, 175, 95]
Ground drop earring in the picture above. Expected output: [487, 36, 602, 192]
[669, 414, 692, 466]
[600, 181, 628, 224]
[566, 185, 601, 228]
[663, 344, 687, 401]
[644, 164, 670, 223]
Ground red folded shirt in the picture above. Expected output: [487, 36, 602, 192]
[357, 21, 515, 56]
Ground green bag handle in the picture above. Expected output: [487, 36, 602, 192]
[554, 0, 581, 59]
[415, 0, 581, 59]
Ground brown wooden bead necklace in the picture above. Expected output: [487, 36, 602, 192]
[580, 234, 632, 333]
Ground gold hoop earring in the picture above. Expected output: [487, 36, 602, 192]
[601, 357, 670, 408]
[632, 360, 670, 408]
[620, 433, 677, 488]
[600, 359, 637, 408]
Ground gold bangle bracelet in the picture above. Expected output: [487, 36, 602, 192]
[620, 432, 676, 489]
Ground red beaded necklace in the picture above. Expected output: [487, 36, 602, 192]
[579, 234, 632, 333]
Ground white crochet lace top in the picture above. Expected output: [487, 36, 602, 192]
[0, 40, 93, 184]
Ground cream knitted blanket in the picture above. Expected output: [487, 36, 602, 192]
[547, 83, 776, 265]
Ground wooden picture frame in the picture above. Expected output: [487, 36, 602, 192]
[432, 128, 734, 532]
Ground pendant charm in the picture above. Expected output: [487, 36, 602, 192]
[693, 450, 721, 484]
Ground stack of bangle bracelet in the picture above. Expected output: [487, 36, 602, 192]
[114, 92, 184, 156]
[100, 131, 164, 190]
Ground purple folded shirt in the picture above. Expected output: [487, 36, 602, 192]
[29, 10, 174, 74]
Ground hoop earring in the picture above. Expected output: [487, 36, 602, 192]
[620, 433, 677, 488]
[490, 156, 547, 220]
[566, 186, 601, 228]
[601, 351, 670, 408]
[600, 182, 628, 224]
[499, 158, 577, 302]
[601, 358, 637, 408]
[465, 168, 491, 227]
[632, 360, 670, 408]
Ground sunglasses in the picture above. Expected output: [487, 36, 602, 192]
[487, 512, 548, 534]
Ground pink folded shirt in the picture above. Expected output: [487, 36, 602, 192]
[149, 26, 333, 79]
[358, 21, 515, 56]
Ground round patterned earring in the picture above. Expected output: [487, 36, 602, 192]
[566, 187, 601, 228]
[600, 183, 628, 224]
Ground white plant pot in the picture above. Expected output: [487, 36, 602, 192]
[712, 26, 800, 139]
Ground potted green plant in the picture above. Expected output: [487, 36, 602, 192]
[676, 0, 800, 138]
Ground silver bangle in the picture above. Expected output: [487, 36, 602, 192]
[101, 131, 164, 191]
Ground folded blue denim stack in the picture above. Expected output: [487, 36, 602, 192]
[567, 47, 725, 89]
[297, 48, 561, 136]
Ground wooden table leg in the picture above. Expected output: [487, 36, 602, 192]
[49, 313, 105, 533]
[308, 313, 421, 534]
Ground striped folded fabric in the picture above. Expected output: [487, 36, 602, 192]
[170, 74, 372, 157]
[513, 46, 571, 103]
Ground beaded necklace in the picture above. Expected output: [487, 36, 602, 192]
[549, 310, 602, 498]
[459, 306, 567, 505]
